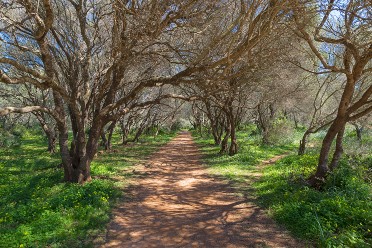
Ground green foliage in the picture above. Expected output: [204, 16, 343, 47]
[192, 130, 296, 192]
[267, 117, 296, 145]
[0, 124, 28, 147]
[194, 128, 372, 247]
[342, 128, 372, 157]
[170, 121, 184, 132]
[0, 131, 175, 248]
[255, 154, 372, 247]
[302, 125, 372, 156]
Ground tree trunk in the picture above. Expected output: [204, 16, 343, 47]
[100, 132, 108, 149]
[211, 124, 222, 145]
[229, 120, 238, 156]
[52, 92, 73, 182]
[71, 121, 102, 184]
[70, 127, 91, 183]
[257, 104, 271, 145]
[71, 156, 92, 184]
[307, 76, 355, 188]
[293, 113, 298, 129]
[212, 131, 221, 145]
[355, 126, 362, 141]
[220, 123, 231, 154]
[120, 120, 131, 145]
[307, 118, 347, 187]
[106, 121, 117, 150]
[59, 104, 102, 184]
[329, 126, 345, 171]
[351, 123, 362, 141]
[298, 130, 311, 155]
[35, 114, 57, 153]
[133, 127, 144, 142]
[46, 130, 57, 153]
[57, 120, 73, 182]
[262, 127, 270, 145]
[107, 128, 114, 150]
[154, 125, 159, 137]
[122, 128, 130, 145]
[198, 123, 203, 137]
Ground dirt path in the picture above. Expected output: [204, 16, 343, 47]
[102, 132, 303, 248]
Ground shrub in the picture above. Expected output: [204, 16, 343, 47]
[267, 117, 295, 145]
[0, 125, 28, 147]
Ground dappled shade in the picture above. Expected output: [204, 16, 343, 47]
[103, 132, 302, 247]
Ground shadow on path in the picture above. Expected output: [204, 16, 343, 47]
[102, 132, 303, 248]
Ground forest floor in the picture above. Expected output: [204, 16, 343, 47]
[102, 131, 303, 248]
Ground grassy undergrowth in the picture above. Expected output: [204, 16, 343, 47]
[193, 129, 372, 247]
[193, 131, 296, 187]
[255, 154, 372, 247]
[0, 131, 175, 248]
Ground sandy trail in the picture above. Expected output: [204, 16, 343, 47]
[102, 132, 302, 248]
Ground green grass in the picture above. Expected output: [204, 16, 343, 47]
[255, 154, 372, 247]
[193, 128, 372, 247]
[0, 130, 176, 248]
[192, 130, 297, 194]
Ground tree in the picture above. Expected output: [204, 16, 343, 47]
[291, 0, 372, 187]
[1, 0, 289, 183]
[297, 73, 342, 155]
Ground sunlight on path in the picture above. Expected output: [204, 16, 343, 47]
[102, 132, 302, 248]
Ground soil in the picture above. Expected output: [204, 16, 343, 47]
[101, 132, 304, 248]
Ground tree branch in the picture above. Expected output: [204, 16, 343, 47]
[0, 106, 53, 116]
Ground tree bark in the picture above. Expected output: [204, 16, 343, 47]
[199, 122, 203, 137]
[307, 77, 354, 187]
[53, 92, 73, 182]
[329, 125, 345, 171]
[35, 114, 57, 153]
[55, 95, 103, 184]
[228, 112, 238, 156]
[307, 115, 350, 188]
[293, 113, 298, 129]
[298, 130, 311, 155]
[257, 104, 272, 145]
[229, 116, 238, 156]
[100, 121, 116, 150]
[120, 119, 132, 145]
[70, 120, 102, 184]
[212, 126, 222, 145]
[220, 122, 231, 154]
[46, 130, 57, 153]
[121, 127, 130, 145]
[132, 127, 144, 142]
[107, 121, 116, 149]
[100, 132, 108, 149]
[351, 123, 362, 141]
